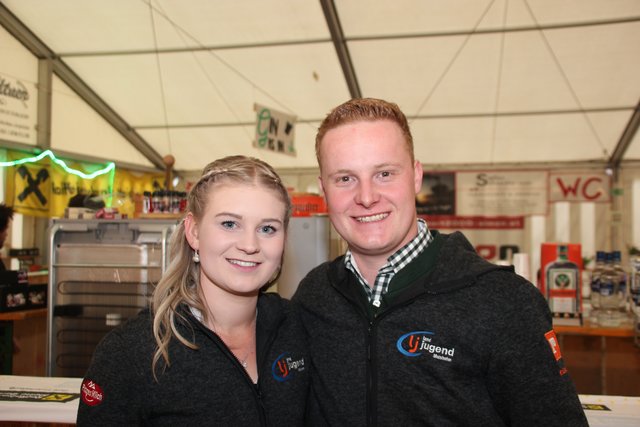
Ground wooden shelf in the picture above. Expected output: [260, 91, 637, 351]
[136, 213, 183, 220]
[0, 308, 47, 321]
[554, 318, 634, 338]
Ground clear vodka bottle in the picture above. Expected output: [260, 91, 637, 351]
[589, 251, 606, 322]
[612, 250, 628, 314]
[630, 256, 640, 347]
[598, 252, 623, 327]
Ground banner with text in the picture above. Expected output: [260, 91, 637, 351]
[4, 150, 164, 218]
[0, 72, 37, 145]
[254, 104, 296, 156]
[456, 170, 548, 216]
[549, 172, 610, 203]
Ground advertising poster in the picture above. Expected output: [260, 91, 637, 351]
[416, 170, 530, 271]
[416, 172, 455, 215]
[0, 72, 37, 145]
[4, 150, 165, 218]
[456, 170, 548, 217]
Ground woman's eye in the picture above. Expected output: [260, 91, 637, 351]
[260, 225, 277, 235]
[259, 225, 278, 234]
[221, 220, 237, 229]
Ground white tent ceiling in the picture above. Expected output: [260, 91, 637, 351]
[1, 0, 639, 173]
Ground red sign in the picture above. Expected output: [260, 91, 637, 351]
[549, 172, 610, 203]
[420, 215, 524, 230]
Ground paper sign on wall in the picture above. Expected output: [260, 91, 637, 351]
[549, 172, 610, 203]
[0, 72, 37, 145]
[254, 103, 296, 156]
[456, 171, 548, 216]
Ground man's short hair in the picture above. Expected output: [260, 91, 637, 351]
[315, 98, 415, 168]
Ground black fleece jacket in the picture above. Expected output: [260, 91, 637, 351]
[77, 292, 309, 426]
[293, 231, 588, 427]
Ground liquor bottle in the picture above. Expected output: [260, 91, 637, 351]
[630, 257, 640, 346]
[142, 191, 152, 214]
[589, 251, 606, 324]
[545, 245, 580, 317]
[612, 250, 628, 313]
[631, 256, 640, 316]
[598, 252, 623, 327]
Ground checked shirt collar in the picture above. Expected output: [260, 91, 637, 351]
[345, 219, 433, 308]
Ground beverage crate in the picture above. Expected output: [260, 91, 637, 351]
[290, 193, 327, 217]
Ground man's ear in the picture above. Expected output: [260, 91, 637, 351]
[183, 213, 199, 250]
[317, 175, 325, 197]
[413, 160, 424, 194]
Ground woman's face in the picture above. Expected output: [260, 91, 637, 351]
[186, 182, 287, 296]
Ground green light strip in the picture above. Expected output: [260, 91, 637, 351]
[0, 149, 115, 179]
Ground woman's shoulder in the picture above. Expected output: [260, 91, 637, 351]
[98, 308, 154, 348]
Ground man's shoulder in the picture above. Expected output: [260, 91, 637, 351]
[291, 256, 344, 301]
[304, 255, 344, 281]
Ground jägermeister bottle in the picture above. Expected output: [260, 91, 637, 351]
[545, 245, 580, 316]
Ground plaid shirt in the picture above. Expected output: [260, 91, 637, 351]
[345, 219, 433, 308]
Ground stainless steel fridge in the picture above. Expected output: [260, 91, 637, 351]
[278, 215, 337, 299]
[46, 218, 178, 377]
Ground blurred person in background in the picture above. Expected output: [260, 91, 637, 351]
[0, 203, 14, 271]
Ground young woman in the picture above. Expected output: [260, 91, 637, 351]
[77, 155, 309, 426]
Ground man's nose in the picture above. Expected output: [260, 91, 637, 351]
[354, 180, 379, 208]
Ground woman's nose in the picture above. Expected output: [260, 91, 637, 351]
[237, 230, 259, 254]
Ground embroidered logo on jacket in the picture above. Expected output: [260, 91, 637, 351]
[271, 352, 305, 382]
[396, 331, 456, 362]
[545, 330, 568, 376]
[81, 379, 104, 406]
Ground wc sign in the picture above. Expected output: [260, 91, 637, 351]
[549, 172, 610, 203]
[254, 103, 296, 156]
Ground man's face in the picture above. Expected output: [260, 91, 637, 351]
[318, 120, 423, 266]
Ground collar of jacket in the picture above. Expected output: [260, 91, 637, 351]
[327, 231, 514, 314]
[177, 292, 288, 364]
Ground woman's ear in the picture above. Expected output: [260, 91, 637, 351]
[183, 213, 199, 250]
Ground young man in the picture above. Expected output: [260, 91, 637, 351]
[292, 98, 588, 426]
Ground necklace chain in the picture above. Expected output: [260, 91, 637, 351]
[209, 310, 257, 370]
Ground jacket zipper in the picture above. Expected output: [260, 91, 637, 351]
[333, 274, 438, 427]
[365, 299, 428, 427]
[366, 319, 375, 427]
[194, 313, 279, 427]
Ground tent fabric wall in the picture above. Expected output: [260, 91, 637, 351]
[0, 0, 638, 172]
[1, 1, 640, 272]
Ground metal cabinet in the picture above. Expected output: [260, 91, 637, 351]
[46, 219, 177, 377]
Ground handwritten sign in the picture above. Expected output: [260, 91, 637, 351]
[254, 103, 296, 156]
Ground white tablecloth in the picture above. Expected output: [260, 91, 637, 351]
[1, 375, 638, 425]
[0, 375, 81, 423]
[581, 394, 640, 427]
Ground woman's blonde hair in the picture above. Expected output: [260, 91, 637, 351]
[150, 155, 291, 378]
